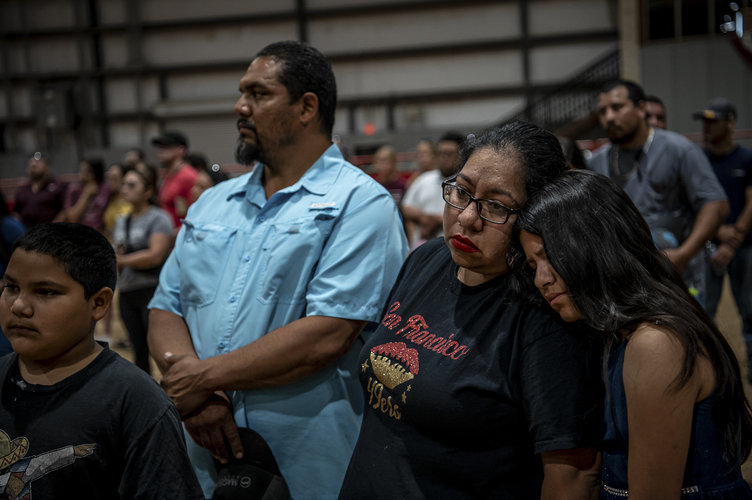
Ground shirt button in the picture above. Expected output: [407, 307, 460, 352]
[229, 295, 237, 303]
[245, 255, 251, 262]
[258, 216, 266, 222]
[218, 341, 227, 349]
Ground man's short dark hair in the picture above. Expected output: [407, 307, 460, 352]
[151, 131, 189, 149]
[185, 153, 208, 170]
[12, 223, 117, 299]
[645, 94, 665, 107]
[439, 131, 465, 147]
[256, 41, 337, 138]
[600, 79, 646, 107]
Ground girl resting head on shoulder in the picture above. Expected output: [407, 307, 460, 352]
[517, 168, 752, 500]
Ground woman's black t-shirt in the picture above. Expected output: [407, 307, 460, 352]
[340, 238, 602, 499]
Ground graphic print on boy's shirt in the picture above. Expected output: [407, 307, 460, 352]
[0, 428, 95, 499]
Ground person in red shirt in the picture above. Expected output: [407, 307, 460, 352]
[151, 131, 197, 230]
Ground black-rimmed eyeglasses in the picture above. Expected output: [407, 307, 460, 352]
[441, 180, 520, 224]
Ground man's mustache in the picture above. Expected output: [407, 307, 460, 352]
[237, 119, 256, 132]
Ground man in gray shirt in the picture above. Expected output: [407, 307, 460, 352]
[587, 79, 728, 305]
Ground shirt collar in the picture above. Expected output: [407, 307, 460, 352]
[285, 143, 344, 196]
[226, 143, 345, 202]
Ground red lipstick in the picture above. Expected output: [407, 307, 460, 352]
[450, 235, 479, 253]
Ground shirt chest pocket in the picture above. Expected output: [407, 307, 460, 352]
[258, 212, 336, 305]
[644, 166, 678, 198]
[179, 222, 238, 306]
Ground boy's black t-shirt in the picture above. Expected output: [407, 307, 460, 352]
[0, 345, 204, 499]
[340, 238, 603, 499]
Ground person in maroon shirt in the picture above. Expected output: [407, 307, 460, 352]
[12, 152, 67, 228]
[61, 157, 111, 232]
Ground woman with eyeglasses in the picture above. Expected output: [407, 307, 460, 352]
[339, 122, 602, 499]
[112, 164, 173, 374]
[518, 169, 752, 499]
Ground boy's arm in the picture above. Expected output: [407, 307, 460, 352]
[119, 403, 205, 499]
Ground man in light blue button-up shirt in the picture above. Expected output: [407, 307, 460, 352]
[148, 41, 408, 499]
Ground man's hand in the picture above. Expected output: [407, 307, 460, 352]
[710, 242, 736, 271]
[161, 352, 214, 416]
[184, 393, 244, 463]
[716, 224, 744, 249]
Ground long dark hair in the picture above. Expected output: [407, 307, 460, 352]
[517, 169, 752, 462]
[83, 157, 105, 184]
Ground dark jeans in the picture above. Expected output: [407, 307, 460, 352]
[119, 286, 157, 374]
[706, 245, 752, 377]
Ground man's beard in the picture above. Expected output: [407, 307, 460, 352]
[608, 124, 638, 145]
[235, 137, 263, 166]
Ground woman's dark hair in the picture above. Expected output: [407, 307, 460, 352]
[256, 41, 337, 138]
[82, 157, 105, 184]
[203, 164, 229, 186]
[459, 121, 568, 204]
[459, 121, 568, 275]
[127, 162, 160, 206]
[517, 169, 752, 462]
[185, 153, 208, 171]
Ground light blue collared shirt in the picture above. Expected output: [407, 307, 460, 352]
[149, 144, 409, 499]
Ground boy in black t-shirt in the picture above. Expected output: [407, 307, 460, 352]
[0, 222, 203, 499]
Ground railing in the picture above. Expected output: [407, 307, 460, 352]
[503, 49, 619, 132]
